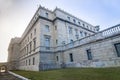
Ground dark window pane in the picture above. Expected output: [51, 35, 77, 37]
[70, 53, 73, 62]
[115, 43, 120, 57]
[87, 49, 92, 60]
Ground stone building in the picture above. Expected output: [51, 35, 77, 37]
[8, 37, 21, 70]
[8, 6, 120, 71]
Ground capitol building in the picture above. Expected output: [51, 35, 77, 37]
[8, 6, 120, 71]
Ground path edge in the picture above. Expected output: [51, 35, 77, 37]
[8, 71, 30, 80]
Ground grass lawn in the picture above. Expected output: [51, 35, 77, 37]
[12, 67, 120, 80]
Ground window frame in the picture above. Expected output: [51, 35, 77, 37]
[86, 49, 92, 60]
[69, 53, 73, 62]
[45, 25, 50, 32]
[114, 43, 120, 57]
[45, 12, 48, 18]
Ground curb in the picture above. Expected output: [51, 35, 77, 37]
[8, 71, 30, 80]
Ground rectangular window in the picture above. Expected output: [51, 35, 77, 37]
[68, 27, 73, 34]
[84, 32, 87, 37]
[29, 42, 32, 53]
[31, 33, 32, 39]
[29, 59, 31, 65]
[87, 26, 89, 29]
[45, 25, 49, 32]
[80, 31, 83, 37]
[28, 37, 29, 42]
[26, 60, 27, 66]
[62, 41, 66, 45]
[33, 38, 36, 51]
[24, 47, 26, 54]
[90, 27, 92, 31]
[76, 35, 79, 39]
[86, 49, 92, 60]
[75, 29, 78, 35]
[44, 36, 50, 50]
[27, 44, 29, 54]
[67, 16, 70, 21]
[69, 53, 73, 62]
[55, 26, 57, 30]
[56, 39, 58, 45]
[83, 23, 85, 27]
[114, 43, 120, 57]
[45, 12, 48, 18]
[33, 57, 35, 65]
[78, 22, 80, 25]
[56, 56, 59, 61]
[34, 28, 36, 35]
[73, 19, 76, 23]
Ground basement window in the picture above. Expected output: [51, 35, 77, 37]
[114, 43, 120, 57]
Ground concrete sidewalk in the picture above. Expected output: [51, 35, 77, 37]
[0, 72, 22, 80]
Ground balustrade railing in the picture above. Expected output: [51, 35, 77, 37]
[40, 24, 120, 52]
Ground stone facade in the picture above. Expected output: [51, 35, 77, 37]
[8, 6, 120, 71]
[8, 37, 21, 70]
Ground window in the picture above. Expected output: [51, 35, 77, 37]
[90, 27, 92, 31]
[78, 22, 80, 25]
[27, 44, 29, 54]
[70, 39, 73, 43]
[45, 12, 48, 18]
[44, 36, 50, 49]
[26, 60, 27, 66]
[73, 19, 76, 23]
[67, 16, 70, 21]
[34, 28, 36, 35]
[33, 38, 36, 51]
[68, 27, 73, 34]
[28, 37, 29, 42]
[55, 26, 57, 30]
[29, 59, 31, 65]
[62, 41, 66, 45]
[25, 47, 26, 54]
[69, 53, 73, 62]
[56, 56, 59, 61]
[114, 43, 120, 57]
[86, 49, 92, 60]
[83, 23, 85, 27]
[76, 35, 79, 39]
[45, 25, 49, 32]
[31, 33, 32, 39]
[80, 31, 83, 37]
[29, 42, 32, 53]
[87, 26, 89, 29]
[75, 29, 79, 39]
[33, 57, 35, 65]
[84, 32, 87, 36]
[56, 39, 58, 45]
[54, 13, 56, 16]
[70, 39, 74, 47]
[75, 29, 78, 35]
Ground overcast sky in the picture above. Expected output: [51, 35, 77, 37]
[0, 0, 120, 62]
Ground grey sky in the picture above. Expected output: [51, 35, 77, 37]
[0, 0, 120, 62]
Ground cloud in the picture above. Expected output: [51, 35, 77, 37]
[0, 0, 40, 62]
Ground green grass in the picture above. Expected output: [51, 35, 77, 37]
[12, 67, 120, 80]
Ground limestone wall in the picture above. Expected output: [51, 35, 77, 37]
[62, 33, 120, 68]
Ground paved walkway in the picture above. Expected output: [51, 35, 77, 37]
[0, 72, 22, 80]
